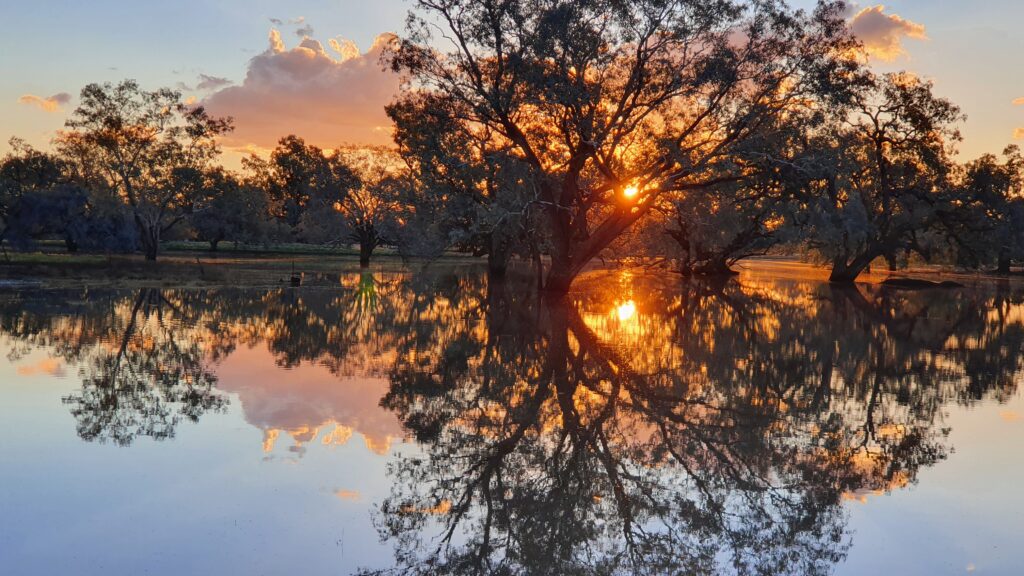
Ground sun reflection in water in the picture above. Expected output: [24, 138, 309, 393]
[616, 300, 637, 321]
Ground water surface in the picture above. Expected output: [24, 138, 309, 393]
[1, 266, 1023, 575]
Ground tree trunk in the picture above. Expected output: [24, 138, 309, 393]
[693, 258, 738, 277]
[64, 236, 79, 254]
[543, 267, 575, 298]
[829, 250, 877, 283]
[886, 254, 897, 272]
[997, 250, 1011, 276]
[137, 219, 160, 261]
[359, 235, 374, 267]
[543, 204, 575, 298]
[487, 234, 510, 278]
[209, 235, 222, 252]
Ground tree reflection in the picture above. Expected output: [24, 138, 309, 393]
[1, 269, 1023, 573]
[1, 288, 227, 446]
[366, 272, 1024, 576]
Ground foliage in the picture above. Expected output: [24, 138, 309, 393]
[244, 135, 358, 232]
[56, 80, 233, 260]
[189, 168, 273, 250]
[388, 0, 862, 292]
[799, 73, 964, 282]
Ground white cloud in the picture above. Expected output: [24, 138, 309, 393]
[203, 30, 400, 150]
[849, 5, 927, 61]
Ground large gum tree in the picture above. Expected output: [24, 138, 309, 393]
[388, 0, 861, 295]
[57, 80, 232, 260]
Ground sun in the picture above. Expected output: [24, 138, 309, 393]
[623, 186, 639, 199]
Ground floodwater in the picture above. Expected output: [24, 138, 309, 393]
[1, 265, 1023, 575]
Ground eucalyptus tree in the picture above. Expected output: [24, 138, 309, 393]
[243, 135, 358, 232]
[189, 168, 273, 251]
[654, 113, 814, 275]
[0, 137, 137, 254]
[56, 80, 233, 260]
[801, 73, 964, 282]
[388, 0, 860, 294]
[0, 138, 67, 252]
[336, 148, 406, 266]
[947, 146, 1024, 274]
[389, 93, 541, 276]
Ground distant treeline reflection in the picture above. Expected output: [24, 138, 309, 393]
[2, 270, 1023, 575]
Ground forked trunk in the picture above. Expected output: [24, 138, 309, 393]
[829, 250, 878, 284]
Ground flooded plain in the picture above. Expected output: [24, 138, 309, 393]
[1, 265, 1023, 575]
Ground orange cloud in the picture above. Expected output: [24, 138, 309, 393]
[334, 489, 361, 501]
[1000, 410, 1021, 422]
[16, 357, 66, 377]
[1015, 128, 1024, 140]
[849, 5, 927, 61]
[17, 92, 71, 112]
[203, 29, 401, 150]
[1013, 97, 1024, 106]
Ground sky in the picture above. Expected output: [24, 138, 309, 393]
[1, 0, 1023, 166]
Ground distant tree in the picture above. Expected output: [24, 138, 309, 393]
[244, 135, 358, 232]
[0, 138, 66, 252]
[388, 0, 861, 294]
[56, 80, 232, 260]
[300, 147, 405, 266]
[388, 95, 539, 275]
[800, 73, 964, 282]
[0, 138, 136, 254]
[190, 169, 272, 251]
[946, 146, 1024, 274]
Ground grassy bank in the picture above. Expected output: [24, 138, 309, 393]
[0, 243, 487, 289]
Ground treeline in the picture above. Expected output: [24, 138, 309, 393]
[0, 84, 411, 266]
[2, 0, 1023, 291]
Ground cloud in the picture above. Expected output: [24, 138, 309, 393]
[203, 29, 401, 150]
[17, 92, 71, 112]
[196, 73, 232, 91]
[1014, 97, 1024, 106]
[215, 346, 404, 457]
[269, 17, 283, 26]
[295, 24, 314, 38]
[1000, 410, 1021, 422]
[1014, 128, 1024, 140]
[334, 489, 361, 501]
[17, 358, 66, 377]
[849, 5, 927, 61]
[178, 74, 234, 92]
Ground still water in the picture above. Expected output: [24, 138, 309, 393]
[1, 265, 1023, 575]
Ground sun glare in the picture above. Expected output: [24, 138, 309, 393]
[623, 186, 639, 199]
[616, 301, 637, 322]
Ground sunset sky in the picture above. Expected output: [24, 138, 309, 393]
[2, 0, 1022, 166]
